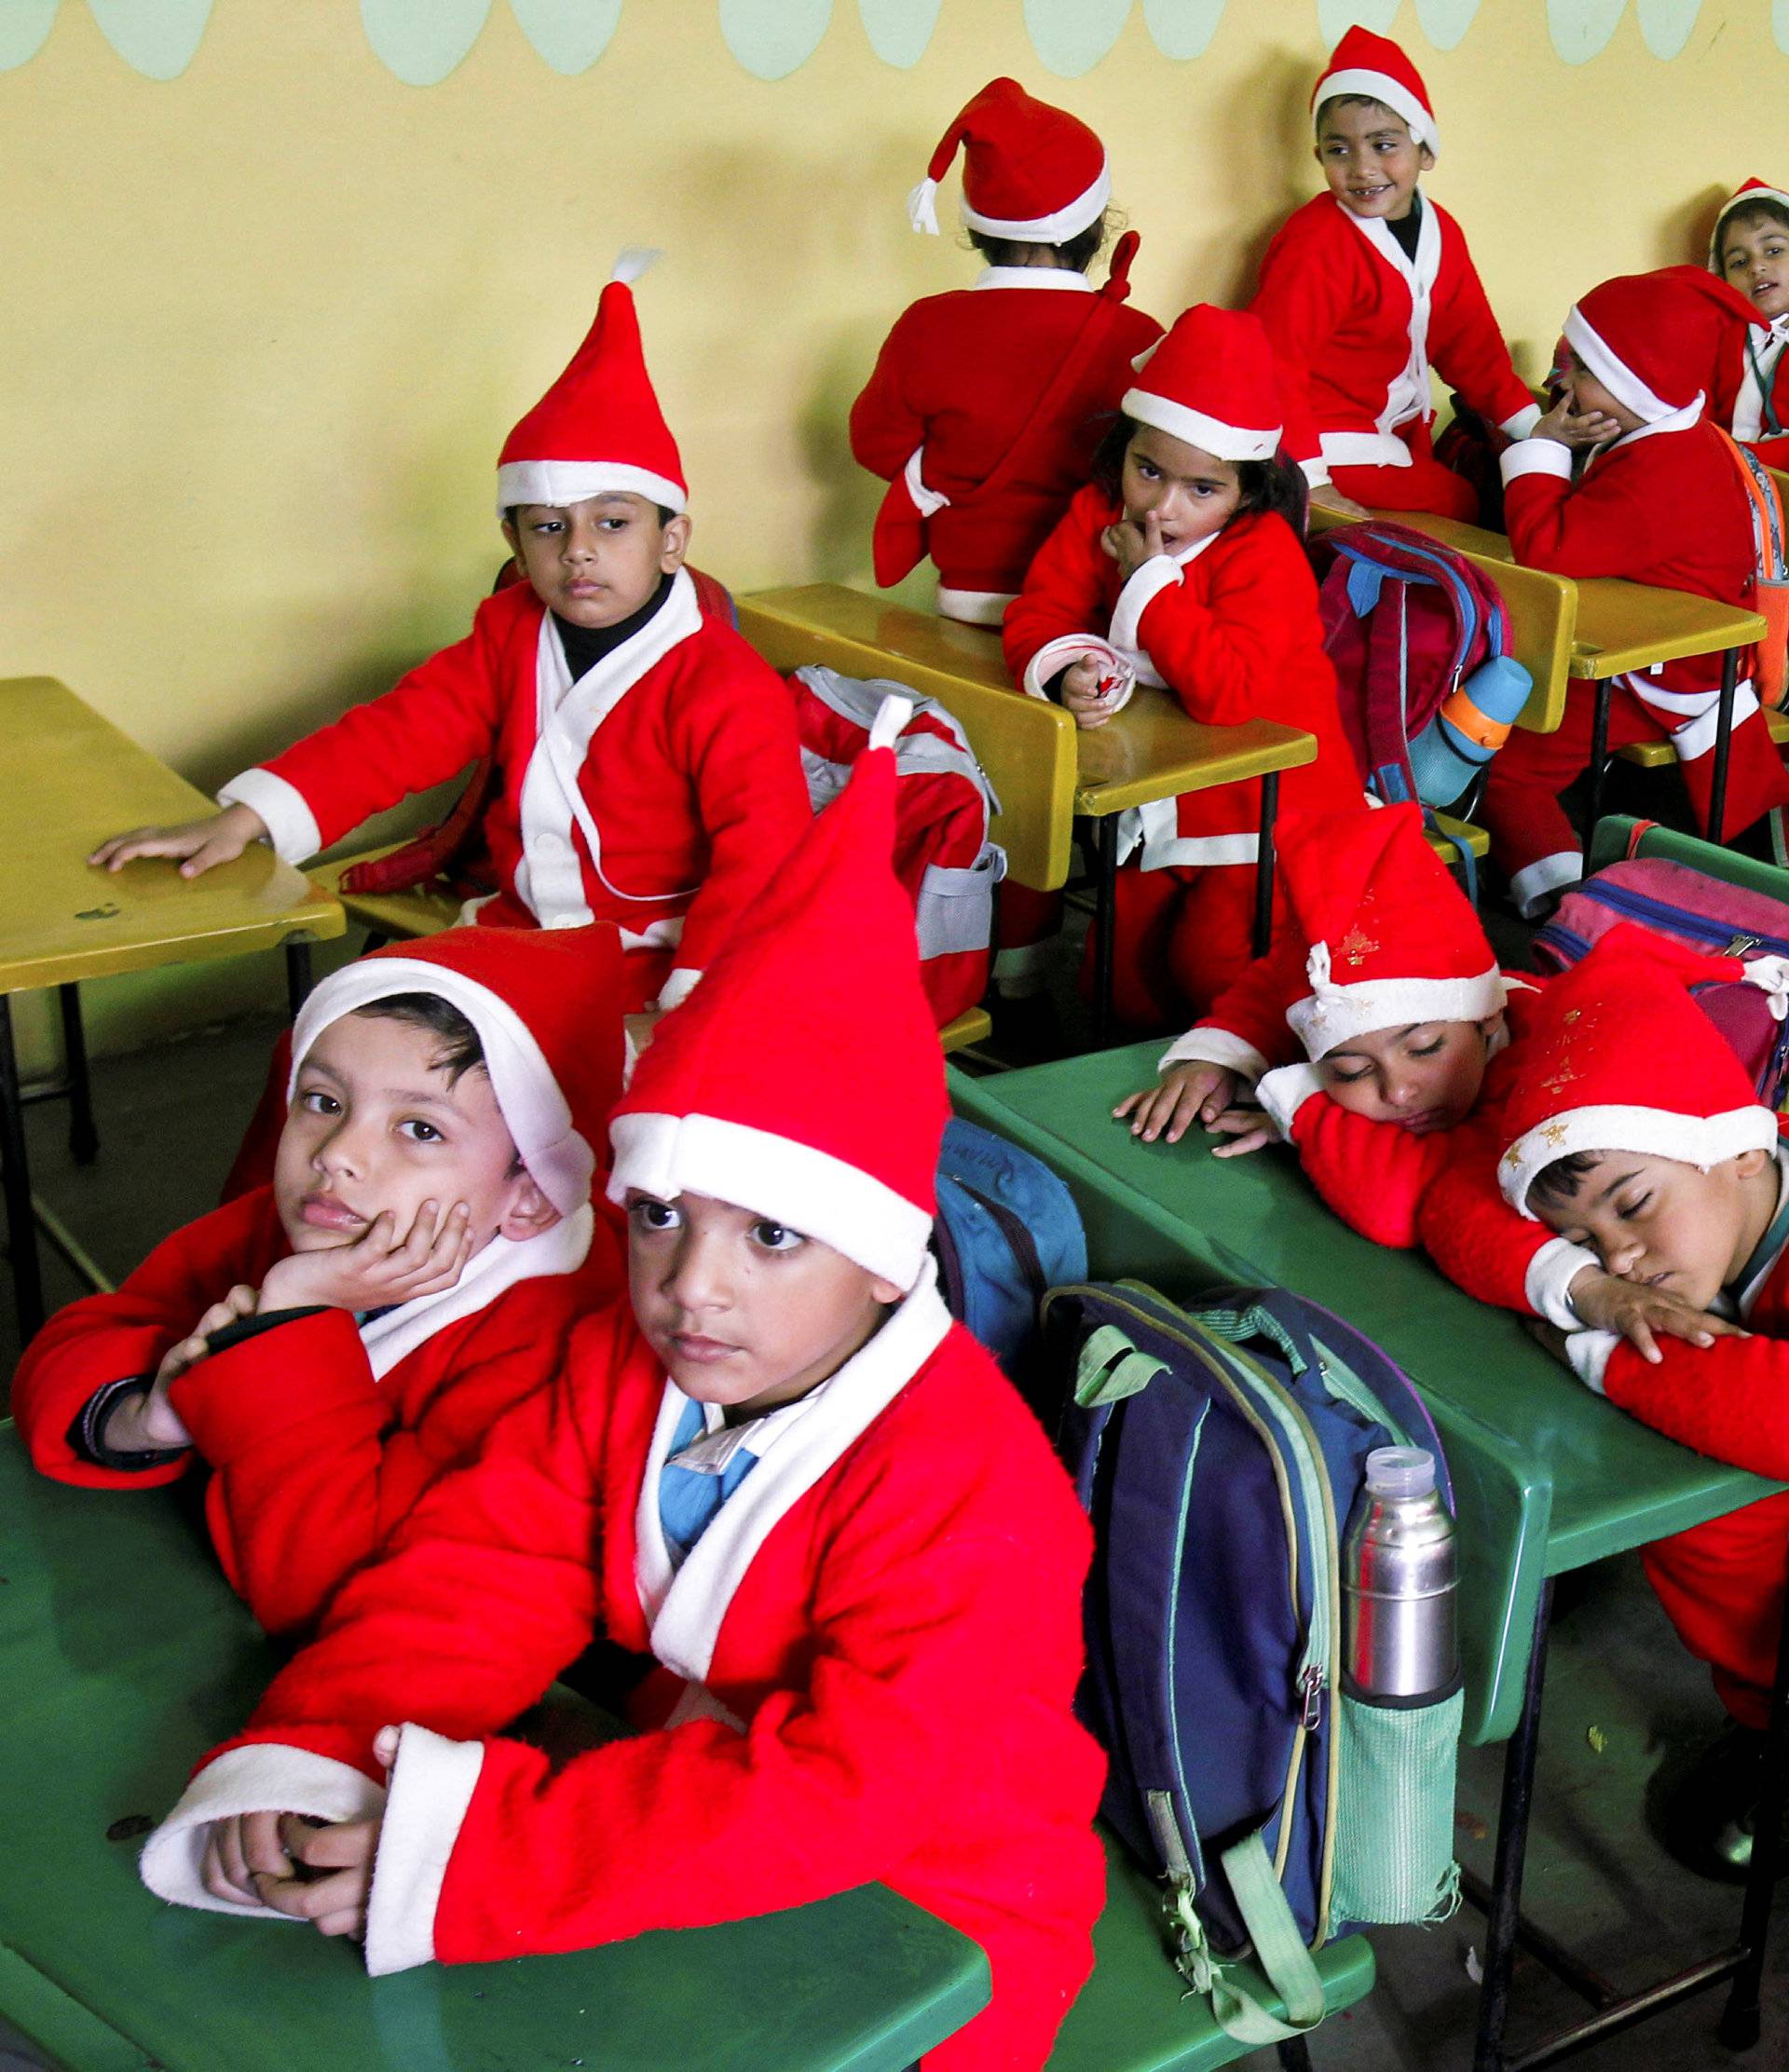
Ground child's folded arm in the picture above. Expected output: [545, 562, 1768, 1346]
[1578, 1330, 1789, 1480]
[1248, 229, 1348, 484]
[847, 309, 929, 481]
[1126, 534, 1307, 726]
[12, 1193, 278, 1489]
[228, 612, 508, 865]
[1501, 451, 1672, 580]
[1415, 1125, 1591, 1319]
[1002, 498, 1113, 693]
[1262, 1078, 1455, 1248]
[376, 1508, 1091, 1972]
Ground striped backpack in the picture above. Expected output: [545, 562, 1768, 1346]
[788, 665, 1005, 1027]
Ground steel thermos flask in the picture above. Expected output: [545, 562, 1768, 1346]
[1343, 1445, 1459, 1699]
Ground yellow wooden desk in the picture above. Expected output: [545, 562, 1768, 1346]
[0, 676, 345, 1337]
[739, 586, 1317, 1043]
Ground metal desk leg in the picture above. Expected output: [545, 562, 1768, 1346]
[1708, 647, 1741, 848]
[0, 995, 46, 1342]
[58, 984, 99, 1166]
[1091, 817, 1118, 1051]
[1717, 1539, 1789, 2049]
[1254, 771, 1280, 959]
[1583, 682, 1612, 852]
[1473, 1579, 1555, 2072]
[1275, 2038, 1315, 2071]
[285, 940, 315, 1019]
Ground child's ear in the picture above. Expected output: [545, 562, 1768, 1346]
[497, 1174, 563, 1243]
[1733, 1146, 1772, 1179]
[1478, 1008, 1508, 1047]
[658, 512, 692, 574]
[499, 514, 521, 555]
[869, 1273, 905, 1306]
[1418, 143, 1436, 171]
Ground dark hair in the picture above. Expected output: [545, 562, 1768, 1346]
[1090, 414, 1309, 527]
[968, 205, 1111, 278]
[352, 992, 486, 1084]
[1716, 198, 1789, 267]
[1314, 92, 1411, 137]
[1528, 1150, 1603, 1212]
[502, 502, 676, 527]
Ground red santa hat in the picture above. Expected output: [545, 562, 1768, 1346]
[1498, 924, 1789, 1219]
[1564, 266, 1765, 422]
[1122, 304, 1282, 464]
[608, 699, 946, 1293]
[908, 76, 1108, 244]
[1708, 177, 1789, 268]
[1312, 28, 1439, 162]
[1277, 804, 1504, 1059]
[289, 924, 628, 1219]
[495, 251, 685, 520]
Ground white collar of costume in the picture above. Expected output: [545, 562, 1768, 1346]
[972, 266, 1093, 293]
[1732, 1142, 1789, 1320]
[1333, 193, 1443, 433]
[356, 1203, 594, 1380]
[633, 1255, 952, 1684]
[1733, 317, 1789, 441]
[512, 567, 703, 929]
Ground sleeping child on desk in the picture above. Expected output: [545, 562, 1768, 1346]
[1116, 805, 1726, 1361]
[133, 703, 1106, 2072]
[13, 924, 627, 1639]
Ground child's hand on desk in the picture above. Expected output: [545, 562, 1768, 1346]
[1530, 398, 1624, 452]
[1058, 658, 1125, 729]
[88, 802, 270, 879]
[1208, 1103, 1277, 1159]
[1566, 1268, 1750, 1364]
[1114, 1062, 1238, 1144]
[1100, 507, 1168, 585]
[259, 1201, 475, 1315]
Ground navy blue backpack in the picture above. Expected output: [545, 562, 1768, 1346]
[933, 1119, 1086, 1409]
[1045, 1278, 1463, 2047]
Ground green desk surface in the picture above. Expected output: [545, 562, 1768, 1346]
[953, 1049, 1784, 1748]
[1045, 1831, 1374, 2071]
[0, 1427, 988, 2072]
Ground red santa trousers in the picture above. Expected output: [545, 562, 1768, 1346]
[1642, 1492, 1789, 1731]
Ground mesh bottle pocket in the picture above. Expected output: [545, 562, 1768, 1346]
[1330, 1684, 1464, 1928]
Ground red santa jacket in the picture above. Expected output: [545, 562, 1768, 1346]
[219, 570, 811, 1012]
[12, 1185, 621, 1637]
[1003, 493, 1364, 869]
[1712, 315, 1789, 466]
[1250, 193, 1536, 481]
[140, 1270, 1106, 2072]
[1161, 926, 1323, 1084]
[850, 270, 1161, 614]
[1501, 416, 1789, 831]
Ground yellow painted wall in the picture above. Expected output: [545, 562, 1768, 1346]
[1, 0, 1778, 1065]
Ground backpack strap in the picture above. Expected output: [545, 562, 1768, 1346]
[1195, 1828, 1328, 2044]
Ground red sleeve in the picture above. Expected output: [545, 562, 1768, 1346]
[1132, 525, 1313, 725]
[11, 1193, 277, 1489]
[168, 1250, 614, 1638]
[1002, 493, 1113, 685]
[258, 602, 510, 852]
[1504, 458, 1674, 579]
[1427, 229, 1533, 429]
[662, 641, 812, 983]
[1416, 1123, 1553, 1312]
[1248, 222, 1340, 470]
[1188, 934, 1309, 1073]
[1289, 1096, 1451, 1248]
[848, 307, 928, 483]
[1602, 1333, 1789, 1479]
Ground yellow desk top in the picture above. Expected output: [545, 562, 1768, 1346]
[0, 677, 345, 996]
[1072, 693, 1317, 817]
[1567, 583, 1766, 681]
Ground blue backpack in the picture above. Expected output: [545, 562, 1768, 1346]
[1045, 1278, 1462, 2048]
[933, 1119, 1086, 1411]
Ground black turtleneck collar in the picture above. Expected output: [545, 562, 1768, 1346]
[553, 572, 674, 683]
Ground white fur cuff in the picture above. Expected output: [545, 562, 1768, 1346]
[1021, 634, 1133, 712]
[1566, 1329, 1619, 1396]
[1525, 1235, 1605, 1329]
[1499, 440, 1575, 488]
[1108, 555, 1183, 658]
[363, 1724, 485, 1977]
[1255, 1062, 1324, 1140]
[1157, 1028, 1272, 1085]
[217, 769, 322, 866]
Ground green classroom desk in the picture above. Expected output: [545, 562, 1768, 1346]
[0, 1427, 989, 2072]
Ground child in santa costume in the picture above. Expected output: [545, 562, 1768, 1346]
[850, 76, 1161, 629]
[13, 923, 628, 1641]
[1250, 27, 1539, 521]
[1494, 930, 1789, 1870]
[90, 259, 810, 1020]
[135, 702, 1107, 2072]
[1004, 304, 1366, 1025]
[1482, 266, 1786, 917]
[1709, 179, 1789, 468]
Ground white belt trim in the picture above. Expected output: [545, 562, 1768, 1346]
[1319, 429, 1414, 470]
[935, 585, 1015, 626]
[1120, 796, 1260, 871]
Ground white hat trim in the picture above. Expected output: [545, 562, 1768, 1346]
[291, 958, 594, 1218]
[497, 460, 686, 519]
[1500, 1101, 1779, 1219]
[608, 1111, 933, 1292]
[1287, 959, 1508, 1060]
[1710, 188, 1789, 266]
[1315, 65, 1438, 159]
[960, 161, 1110, 244]
[1121, 388, 1280, 464]
[1562, 307, 1677, 425]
